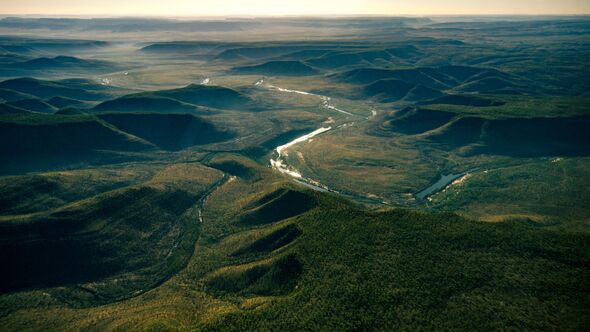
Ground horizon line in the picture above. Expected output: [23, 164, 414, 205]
[1, 13, 590, 19]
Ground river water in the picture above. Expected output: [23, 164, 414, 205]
[270, 127, 332, 178]
[415, 173, 465, 200]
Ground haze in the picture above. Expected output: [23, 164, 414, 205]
[2, 0, 590, 16]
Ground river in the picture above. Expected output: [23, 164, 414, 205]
[270, 126, 332, 178]
[262, 81, 389, 204]
[415, 169, 478, 200]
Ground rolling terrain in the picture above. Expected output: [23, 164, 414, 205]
[0, 16, 589, 331]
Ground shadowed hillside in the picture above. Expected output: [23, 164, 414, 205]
[149, 84, 252, 110]
[0, 103, 30, 114]
[334, 65, 532, 96]
[427, 115, 590, 157]
[5, 98, 56, 113]
[371, 107, 456, 136]
[232, 224, 302, 257]
[204, 254, 303, 296]
[239, 189, 316, 226]
[0, 78, 110, 101]
[0, 88, 36, 102]
[364, 79, 443, 102]
[1, 56, 118, 74]
[98, 113, 234, 150]
[0, 167, 156, 216]
[46, 96, 90, 109]
[232, 60, 319, 76]
[0, 164, 222, 305]
[92, 94, 200, 114]
[0, 114, 153, 174]
[0, 115, 151, 154]
[420, 94, 505, 107]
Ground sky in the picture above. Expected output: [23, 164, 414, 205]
[1, 0, 589, 16]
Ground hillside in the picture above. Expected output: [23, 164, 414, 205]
[0, 78, 110, 101]
[92, 94, 199, 114]
[5, 98, 56, 113]
[0, 114, 153, 174]
[0, 15, 589, 331]
[0, 164, 223, 303]
[420, 94, 505, 107]
[428, 115, 590, 157]
[306, 50, 394, 69]
[151, 84, 252, 110]
[0, 88, 36, 102]
[1, 181, 587, 330]
[0, 104, 30, 115]
[198, 191, 590, 331]
[140, 41, 229, 54]
[2, 56, 118, 73]
[232, 60, 319, 76]
[46, 96, 90, 109]
[363, 79, 443, 102]
[0, 115, 151, 153]
[98, 113, 234, 150]
[372, 107, 456, 136]
[333, 66, 531, 96]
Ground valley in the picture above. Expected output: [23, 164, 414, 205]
[0, 16, 588, 330]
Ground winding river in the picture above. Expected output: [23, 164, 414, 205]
[258, 80, 354, 116]
[261, 81, 388, 204]
[270, 127, 331, 179]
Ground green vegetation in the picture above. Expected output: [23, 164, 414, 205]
[150, 84, 252, 110]
[92, 95, 200, 114]
[232, 60, 319, 76]
[97, 113, 234, 150]
[0, 163, 222, 306]
[0, 77, 110, 101]
[428, 158, 590, 223]
[1, 183, 588, 330]
[0, 16, 589, 330]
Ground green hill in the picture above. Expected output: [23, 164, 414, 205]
[306, 50, 394, 69]
[428, 115, 590, 157]
[201, 193, 590, 331]
[46, 96, 90, 109]
[0, 78, 109, 101]
[238, 189, 316, 226]
[421, 94, 505, 107]
[98, 113, 234, 150]
[363, 79, 443, 102]
[232, 60, 319, 76]
[0, 167, 156, 216]
[0, 178, 588, 330]
[334, 67, 455, 89]
[150, 84, 252, 110]
[0, 164, 223, 303]
[0, 115, 151, 154]
[3, 56, 118, 73]
[53, 107, 87, 115]
[92, 94, 199, 114]
[0, 114, 153, 174]
[0, 103, 31, 115]
[0, 88, 36, 102]
[216, 46, 310, 61]
[373, 107, 456, 136]
[334, 66, 527, 96]
[6, 98, 56, 113]
[457, 77, 529, 94]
